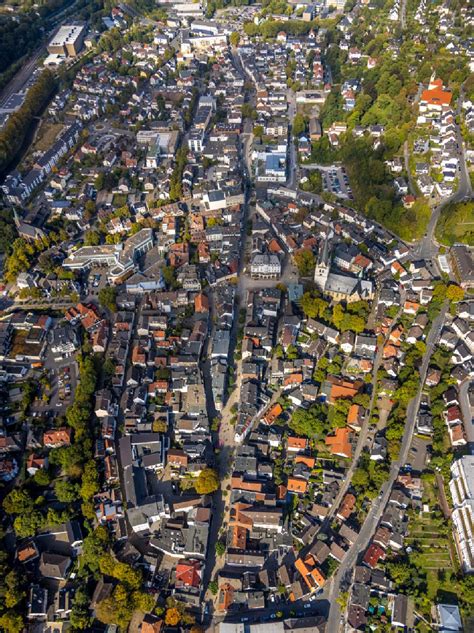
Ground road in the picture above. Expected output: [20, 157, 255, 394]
[400, 0, 407, 30]
[403, 141, 417, 196]
[326, 303, 448, 632]
[203, 47, 257, 614]
[287, 89, 298, 190]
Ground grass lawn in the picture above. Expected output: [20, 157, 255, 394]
[435, 200, 474, 246]
[405, 478, 459, 608]
[34, 122, 64, 153]
[113, 194, 128, 207]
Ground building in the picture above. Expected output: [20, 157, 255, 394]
[436, 603, 463, 632]
[48, 24, 86, 58]
[250, 253, 281, 279]
[450, 246, 474, 290]
[419, 76, 452, 116]
[314, 234, 373, 303]
[449, 456, 474, 573]
[63, 229, 154, 282]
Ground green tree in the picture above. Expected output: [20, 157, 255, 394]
[70, 585, 92, 630]
[229, 31, 240, 47]
[3, 489, 34, 516]
[352, 467, 369, 488]
[241, 103, 257, 119]
[0, 612, 24, 633]
[98, 286, 117, 311]
[300, 291, 329, 319]
[289, 402, 327, 438]
[55, 479, 80, 504]
[215, 541, 226, 556]
[4, 571, 25, 609]
[293, 113, 307, 136]
[84, 230, 100, 246]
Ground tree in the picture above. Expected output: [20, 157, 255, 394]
[301, 170, 322, 194]
[194, 468, 219, 495]
[352, 467, 369, 488]
[229, 31, 240, 47]
[80, 460, 100, 503]
[300, 291, 329, 319]
[241, 103, 257, 120]
[13, 511, 44, 537]
[332, 304, 344, 330]
[294, 249, 316, 277]
[3, 489, 34, 516]
[84, 230, 100, 246]
[215, 541, 226, 556]
[98, 286, 117, 311]
[289, 402, 327, 438]
[70, 585, 92, 630]
[80, 526, 109, 575]
[293, 113, 307, 136]
[55, 479, 80, 504]
[0, 612, 24, 633]
[446, 284, 464, 303]
[4, 571, 25, 609]
[165, 607, 181, 626]
[208, 580, 218, 594]
[162, 265, 178, 289]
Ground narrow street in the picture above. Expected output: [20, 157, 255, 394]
[203, 46, 257, 609]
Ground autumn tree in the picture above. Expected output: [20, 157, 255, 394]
[165, 607, 181, 626]
[446, 284, 464, 303]
[194, 468, 219, 495]
[294, 249, 316, 277]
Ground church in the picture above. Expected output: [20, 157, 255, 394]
[314, 234, 374, 303]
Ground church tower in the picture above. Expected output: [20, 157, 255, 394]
[314, 231, 331, 291]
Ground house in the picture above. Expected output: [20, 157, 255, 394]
[391, 594, 414, 629]
[287, 477, 308, 494]
[287, 436, 308, 453]
[436, 603, 463, 632]
[28, 585, 48, 621]
[325, 428, 352, 458]
[337, 493, 356, 521]
[363, 543, 385, 569]
[39, 552, 71, 580]
[43, 427, 72, 448]
[347, 404, 364, 432]
[175, 559, 202, 589]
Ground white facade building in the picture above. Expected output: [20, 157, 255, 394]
[450, 456, 474, 573]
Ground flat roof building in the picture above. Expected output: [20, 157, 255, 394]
[48, 24, 86, 58]
[450, 456, 474, 573]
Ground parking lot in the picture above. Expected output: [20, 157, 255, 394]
[30, 349, 79, 416]
[322, 165, 353, 199]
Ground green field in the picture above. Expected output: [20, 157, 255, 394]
[435, 200, 474, 246]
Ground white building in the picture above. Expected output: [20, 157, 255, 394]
[63, 229, 154, 282]
[449, 456, 474, 573]
[250, 254, 281, 279]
